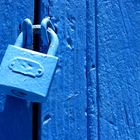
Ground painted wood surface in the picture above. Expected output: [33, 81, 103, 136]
[40, 0, 140, 140]
[86, 0, 98, 139]
[97, 0, 140, 139]
[40, 0, 87, 139]
[0, 1, 34, 140]
[0, 0, 138, 140]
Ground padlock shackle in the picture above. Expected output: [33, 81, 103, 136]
[15, 18, 33, 50]
[14, 17, 59, 56]
[14, 32, 24, 48]
[41, 17, 56, 50]
[47, 27, 59, 56]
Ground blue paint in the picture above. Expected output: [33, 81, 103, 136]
[0, 97, 32, 140]
[0, 0, 139, 139]
[8, 57, 44, 78]
[0, 0, 34, 139]
[0, 17, 59, 102]
[0, 44, 58, 102]
[86, 0, 98, 139]
[40, 0, 87, 139]
[41, 17, 56, 51]
[87, 0, 140, 140]
[40, 0, 140, 140]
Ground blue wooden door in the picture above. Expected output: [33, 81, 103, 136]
[0, 1, 34, 140]
[0, 0, 140, 140]
[39, 0, 87, 139]
[86, 0, 140, 140]
[93, 1, 140, 140]
[39, 0, 140, 140]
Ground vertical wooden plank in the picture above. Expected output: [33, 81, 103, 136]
[86, 0, 99, 139]
[0, 1, 34, 140]
[40, 0, 87, 139]
[97, 0, 140, 139]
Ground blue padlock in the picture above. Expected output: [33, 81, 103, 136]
[0, 17, 59, 102]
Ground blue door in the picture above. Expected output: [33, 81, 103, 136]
[0, 0, 140, 140]
[0, 0, 34, 140]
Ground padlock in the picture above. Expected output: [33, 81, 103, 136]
[0, 17, 59, 102]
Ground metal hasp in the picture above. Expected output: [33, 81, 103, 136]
[0, 17, 59, 102]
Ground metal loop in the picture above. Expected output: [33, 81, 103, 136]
[47, 27, 59, 56]
[41, 17, 55, 49]
[14, 17, 59, 56]
[15, 18, 33, 50]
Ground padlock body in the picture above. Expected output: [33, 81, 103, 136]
[0, 45, 58, 102]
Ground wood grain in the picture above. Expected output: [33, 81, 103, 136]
[40, 0, 140, 140]
[86, 0, 98, 139]
[97, 0, 140, 139]
[40, 0, 87, 139]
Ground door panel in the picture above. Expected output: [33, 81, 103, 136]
[0, 1, 34, 140]
[97, 1, 140, 139]
[40, 0, 87, 139]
